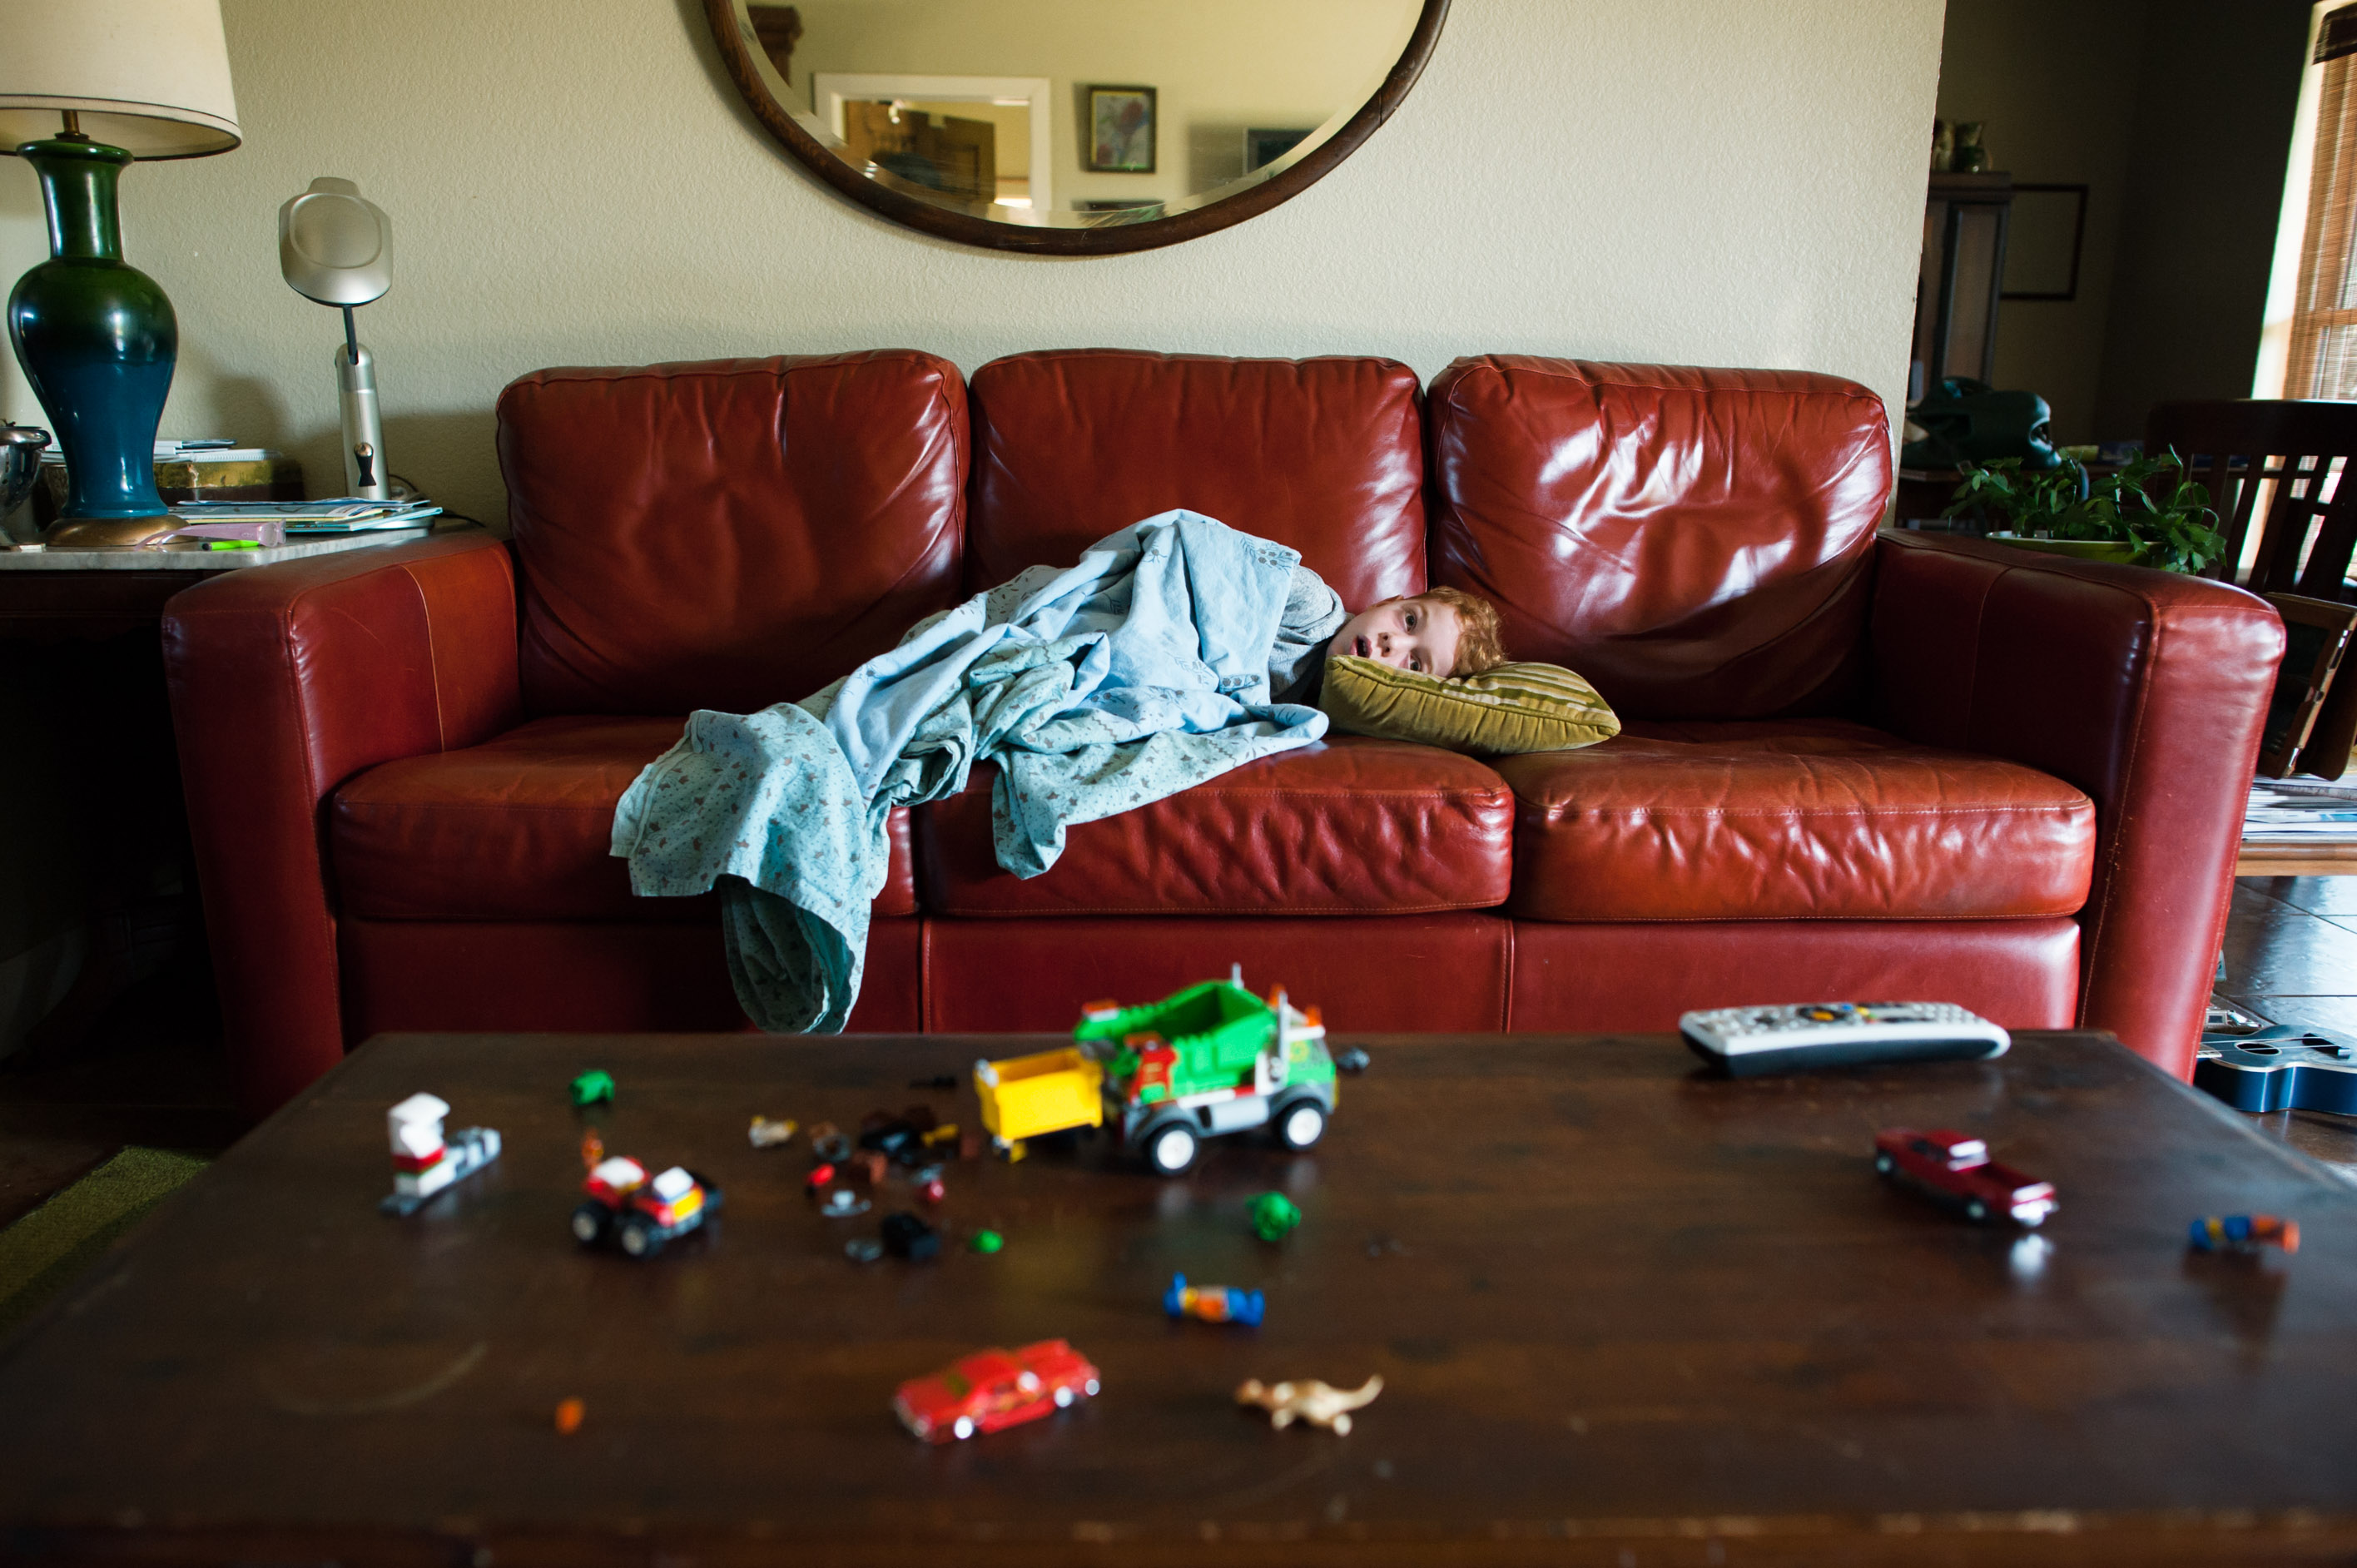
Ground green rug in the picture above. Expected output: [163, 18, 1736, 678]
[0, 1147, 207, 1337]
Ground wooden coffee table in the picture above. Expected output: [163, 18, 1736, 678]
[3, 1029, 2355, 1564]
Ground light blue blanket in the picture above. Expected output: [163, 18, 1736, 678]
[611, 510, 1343, 1033]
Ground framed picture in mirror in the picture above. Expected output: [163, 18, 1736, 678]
[1246, 128, 1312, 172]
[1088, 86, 1156, 173]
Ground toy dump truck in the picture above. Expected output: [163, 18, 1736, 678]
[973, 968, 1337, 1175]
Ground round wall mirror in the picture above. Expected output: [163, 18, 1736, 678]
[704, 0, 1450, 255]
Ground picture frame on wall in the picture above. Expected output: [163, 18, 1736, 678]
[2001, 183, 2089, 302]
[1088, 86, 1156, 173]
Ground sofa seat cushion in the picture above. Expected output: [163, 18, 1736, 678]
[916, 736, 1513, 915]
[332, 715, 916, 921]
[1501, 718, 2096, 922]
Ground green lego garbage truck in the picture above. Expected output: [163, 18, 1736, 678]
[972, 968, 1337, 1175]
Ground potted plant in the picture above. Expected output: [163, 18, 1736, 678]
[1940, 450, 2227, 573]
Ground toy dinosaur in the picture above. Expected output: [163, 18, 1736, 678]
[1234, 1373, 1383, 1434]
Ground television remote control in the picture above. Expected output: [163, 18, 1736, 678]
[1680, 1001, 2009, 1077]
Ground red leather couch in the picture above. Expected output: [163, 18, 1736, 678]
[162, 350, 2285, 1113]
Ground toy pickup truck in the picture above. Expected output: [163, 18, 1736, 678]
[1873, 1128, 2056, 1227]
[974, 968, 1338, 1175]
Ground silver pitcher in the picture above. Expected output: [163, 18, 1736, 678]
[0, 422, 50, 529]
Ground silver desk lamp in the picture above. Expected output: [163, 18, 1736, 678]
[278, 177, 394, 500]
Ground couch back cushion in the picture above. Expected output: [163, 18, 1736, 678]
[1428, 356, 1891, 720]
[497, 353, 966, 717]
[966, 350, 1425, 609]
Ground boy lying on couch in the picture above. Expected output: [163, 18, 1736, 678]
[612, 510, 1607, 1033]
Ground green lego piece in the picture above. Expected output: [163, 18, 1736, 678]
[1251, 1191, 1302, 1243]
[969, 1228, 1005, 1253]
[569, 1069, 616, 1107]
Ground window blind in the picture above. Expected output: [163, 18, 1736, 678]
[2287, 6, 2357, 395]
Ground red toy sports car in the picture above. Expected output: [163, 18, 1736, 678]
[1873, 1128, 2057, 1227]
[893, 1340, 1100, 1443]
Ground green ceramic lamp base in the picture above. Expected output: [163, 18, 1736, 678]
[7, 130, 181, 550]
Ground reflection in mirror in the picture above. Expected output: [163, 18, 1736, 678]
[811, 75, 1052, 210]
[714, 0, 1439, 250]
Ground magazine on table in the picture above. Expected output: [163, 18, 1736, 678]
[167, 497, 444, 533]
[2245, 777, 2357, 840]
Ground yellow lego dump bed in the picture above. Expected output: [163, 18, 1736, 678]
[975, 1048, 1105, 1143]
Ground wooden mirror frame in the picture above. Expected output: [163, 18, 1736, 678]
[703, 0, 1451, 256]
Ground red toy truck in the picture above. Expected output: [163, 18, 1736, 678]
[1873, 1128, 2056, 1227]
[893, 1340, 1100, 1443]
[569, 1133, 721, 1258]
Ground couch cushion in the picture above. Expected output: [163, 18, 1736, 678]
[1501, 718, 2096, 921]
[916, 737, 1512, 915]
[1428, 357, 1892, 719]
[332, 716, 916, 921]
[497, 353, 966, 717]
[965, 350, 1425, 609]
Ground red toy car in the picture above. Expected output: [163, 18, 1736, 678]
[893, 1340, 1100, 1443]
[1873, 1128, 2056, 1227]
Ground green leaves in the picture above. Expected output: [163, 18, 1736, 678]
[1941, 449, 2225, 574]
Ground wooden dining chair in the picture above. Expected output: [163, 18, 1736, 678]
[2145, 399, 2357, 598]
[2146, 401, 2357, 778]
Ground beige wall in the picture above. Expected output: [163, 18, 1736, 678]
[0, 0, 1943, 531]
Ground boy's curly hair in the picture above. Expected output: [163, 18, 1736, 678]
[1415, 585, 1507, 677]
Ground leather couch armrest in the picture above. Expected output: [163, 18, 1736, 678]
[163, 533, 522, 1111]
[1868, 533, 2284, 1078]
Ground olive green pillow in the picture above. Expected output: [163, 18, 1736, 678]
[1318, 655, 1620, 754]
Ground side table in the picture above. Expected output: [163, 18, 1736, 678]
[0, 528, 453, 1056]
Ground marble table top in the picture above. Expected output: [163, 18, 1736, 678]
[0, 528, 436, 571]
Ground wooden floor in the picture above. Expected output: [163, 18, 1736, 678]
[1, 876, 2353, 1229]
[2217, 875, 2357, 1178]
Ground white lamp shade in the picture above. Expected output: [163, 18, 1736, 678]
[0, 0, 240, 159]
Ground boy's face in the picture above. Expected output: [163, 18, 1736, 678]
[1327, 595, 1463, 677]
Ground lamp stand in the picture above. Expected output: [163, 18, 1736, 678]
[7, 127, 180, 549]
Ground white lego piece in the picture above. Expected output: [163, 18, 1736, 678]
[593, 1157, 647, 1191]
[386, 1093, 449, 1156]
[395, 1159, 456, 1198]
[651, 1167, 694, 1202]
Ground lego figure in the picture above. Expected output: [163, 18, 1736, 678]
[1165, 1273, 1264, 1326]
[1235, 1374, 1383, 1434]
[2189, 1214, 2300, 1254]
[380, 1093, 501, 1216]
